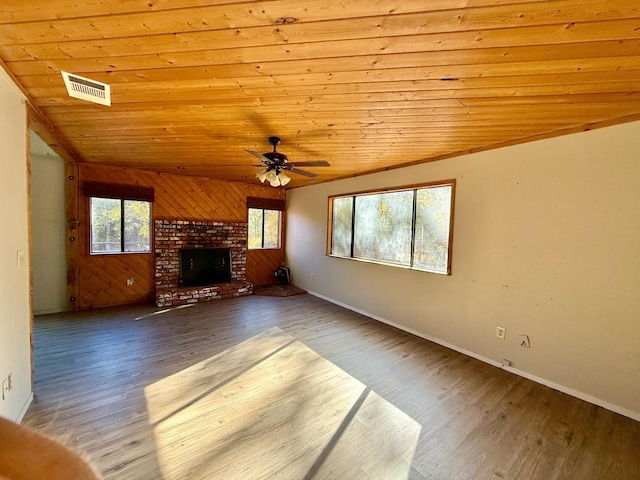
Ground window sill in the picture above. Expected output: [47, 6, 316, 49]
[327, 253, 450, 276]
[90, 251, 152, 256]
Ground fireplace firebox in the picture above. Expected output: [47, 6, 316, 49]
[180, 247, 231, 287]
[154, 219, 252, 307]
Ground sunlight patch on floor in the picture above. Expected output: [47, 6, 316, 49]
[135, 303, 195, 321]
[144, 327, 421, 479]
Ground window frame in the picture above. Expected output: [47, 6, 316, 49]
[89, 196, 153, 255]
[248, 207, 282, 250]
[247, 197, 285, 251]
[327, 179, 455, 275]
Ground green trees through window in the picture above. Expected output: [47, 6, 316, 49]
[354, 190, 413, 265]
[330, 197, 353, 257]
[248, 208, 281, 249]
[90, 197, 151, 253]
[329, 181, 454, 274]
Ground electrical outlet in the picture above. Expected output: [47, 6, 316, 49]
[496, 326, 506, 339]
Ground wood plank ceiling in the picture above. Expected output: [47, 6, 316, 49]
[1, 1, 639, 188]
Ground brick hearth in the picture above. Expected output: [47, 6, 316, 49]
[154, 220, 253, 307]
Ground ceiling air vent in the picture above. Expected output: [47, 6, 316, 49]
[61, 71, 111, 106]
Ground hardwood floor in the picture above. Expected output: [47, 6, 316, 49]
[25, 294, 639, 479]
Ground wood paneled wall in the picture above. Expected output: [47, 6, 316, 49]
[72, 163, 284, 310]
[246, 249, 285, 287]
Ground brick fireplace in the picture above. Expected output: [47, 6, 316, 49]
[154, 219, 253, 307]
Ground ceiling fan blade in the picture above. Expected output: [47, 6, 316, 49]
[244, 148, 270, 163]
[290, 160, 330, 167]
[288, 167, 319, 178]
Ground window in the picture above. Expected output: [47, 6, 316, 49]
[83, 181, 154, 255]
[247, 197, 285, 250]
[248, 208, 281, 249]
[90, 198, 152, 253]
[328, 180, 455, 274]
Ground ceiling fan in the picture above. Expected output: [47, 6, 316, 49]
[244, 136, 330, 186]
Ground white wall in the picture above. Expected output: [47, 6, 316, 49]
[286, 121, 640, 420]
[31, 135, 67, 314]
[0, 69, 32, 421]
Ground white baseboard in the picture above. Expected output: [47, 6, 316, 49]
[16, 392, 33, 423]
[307, 290, 640, 423]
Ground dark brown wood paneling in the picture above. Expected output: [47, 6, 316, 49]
[75, 163, 284, 309]
[247, 197, 286, 210]
[246, 249, 284, 287]
[81, 181, 154, 201]
[77, 253, 154, 309]
[65, 163, 80, 310]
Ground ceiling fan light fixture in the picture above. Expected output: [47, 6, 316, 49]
[256, 169, 269, 183]
[265, 169, 278, 183]
[245, 137, 331, 186]
[278, 171, 291, 186]
[259, 168, 290, 187]
[269, 176, 281, 187]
